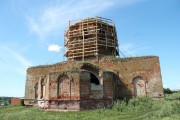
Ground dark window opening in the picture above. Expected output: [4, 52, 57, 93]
[102, 30, 105, 34]
[41, 79, 44, 99]
[58, 80, 61, 98]
[34, 83, 38, 99]
[90, 73, 100, 85]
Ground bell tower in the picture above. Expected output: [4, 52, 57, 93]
[64, 17, 119, 61]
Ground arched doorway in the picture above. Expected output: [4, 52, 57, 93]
[133, 76, 146, 96]
[41, 78, 45, 99]
[90, 73, 100, 85]
[89, 72, 103, 99]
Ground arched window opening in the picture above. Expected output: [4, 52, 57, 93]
[58, 75, 70, 98]
[133, 76, 146, 97]
[90, 73, 100, 85]
[34, 82, 38, 99]
[41, 79, 44, 99]
[57, 78, 62, 98]
[89, 72, 103, 99]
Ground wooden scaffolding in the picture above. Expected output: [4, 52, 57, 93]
[64, 17, 119, 61]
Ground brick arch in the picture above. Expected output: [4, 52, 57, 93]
[80, 63, 101, 83]
[88, 71, 100, 85]
[132, 75, 145, 81]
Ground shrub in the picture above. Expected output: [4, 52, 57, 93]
[113, 100, 127, 112]
[1, 93, 180, 120]
[165, 92, 180, 100]
[164, 88, 173, 94]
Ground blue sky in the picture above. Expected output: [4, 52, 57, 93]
[0, 0, 179, 97]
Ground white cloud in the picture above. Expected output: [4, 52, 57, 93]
[48, 44, 62, 52]
[27, 0, 146, 38]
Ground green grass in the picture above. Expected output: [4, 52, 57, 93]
[0, 93, 180, 120]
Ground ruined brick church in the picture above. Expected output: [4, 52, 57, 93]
[24, 17, 164, 110]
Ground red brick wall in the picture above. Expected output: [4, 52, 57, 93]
[24, 56, 164, 109]
[11, 98, 21, 105]
[94, 56, 164, 98]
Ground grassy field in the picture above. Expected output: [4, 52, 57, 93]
[0, 93, 180, 120]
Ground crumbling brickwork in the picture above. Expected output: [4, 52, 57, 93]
[24, 17, 164, 110]
[24, 56, 164, 110]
